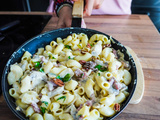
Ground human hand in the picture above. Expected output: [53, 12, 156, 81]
[56, 0, 103, 28]
[56, 6, 72, 29]
[73, 0, 104, 16]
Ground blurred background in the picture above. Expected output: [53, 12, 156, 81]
[0, 0, 160, 33]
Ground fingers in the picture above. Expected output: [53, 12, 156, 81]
[94, 0, 104, 9]
[56, 19, 65, 29]
[56, 17, 72, 29]
[83, 0, 104, 16]
[56, 6, 72, 29]
[83, 0, 94, 16]
[65, 18, 72, 28]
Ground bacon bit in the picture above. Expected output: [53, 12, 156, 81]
[91, 56, 97, 61]
[82, 61, 97, 72]
[54, 63, 61, 67]
[74, 69, 88, 81]
[114, 103, 120, 111]
[81, 50, 87, 55]
[109, 77, 122, 90]
[85, 100, 93, 106]
[77, 104, 83, 111]
[31, 102, 41, 113]
[86, 43, 91, 48]
[79, 60, 86, 65]
[116, 65, 119, 70]
[121, 61, 131, 70]
[113, 81, 122, 90]
[74, 69, 84, 78]
[109, 77, 116, 82]
[56, 61, 60, 64]
[75, 48, 81, 51]
[90, 93, 96, 101]
[82, 72, 87, 79]
[52, 78, 64, 87]
[102, 44, 111, 49]
[39, 93, 42, 99]
[112, 49, 118, 59]
[78, 115, 84, 120]
[47, 80, 58, 91]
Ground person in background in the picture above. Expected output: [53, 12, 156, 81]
[47, 0, 132, 28]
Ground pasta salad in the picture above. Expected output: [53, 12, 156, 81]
[7, 33, 132, 120]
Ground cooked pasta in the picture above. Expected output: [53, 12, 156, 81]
[7, 33, 132, 120]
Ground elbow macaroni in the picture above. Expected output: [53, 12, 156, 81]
[85, 79, 95, 98]
[7, 33, 132, 119]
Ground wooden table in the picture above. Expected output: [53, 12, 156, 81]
[0, 13, 160, 120]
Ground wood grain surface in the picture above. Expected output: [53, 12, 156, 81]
[0, 13, 160, 120]
[126, 46, 144, 104]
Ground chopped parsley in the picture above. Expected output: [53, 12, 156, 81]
[80, 73, 84, 78]
[62, 74, 71, 82]
[42, 101, 48, 106]
[39, 68, 44, 72]
[56, 96, 66, 102]
[95, 65, 108, 72]
[48, 53, 56, 59]
[56, 75, 62, 80]
[68, 56, 71, 59]
[98, 73, 101, 76]
[52, 56, 56, 59]
[78, 44, 81, 48]
[34, 61, 41, 69]
[56, 74, 71, 82]
[78, 114, 83, 118]
[90, 44, 93, 47]
[65, 45, 71, 49]
[68, 56, 74, 59]
[48, 53, 52, 58]
[18, 77, 22, 83]
[40, 106, 47, 115]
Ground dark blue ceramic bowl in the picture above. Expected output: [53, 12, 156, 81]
[2, 28, 137, 120]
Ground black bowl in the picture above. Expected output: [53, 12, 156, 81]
[2, 27, 137, 120]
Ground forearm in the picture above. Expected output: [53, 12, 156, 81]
[53, 0, 73, 17]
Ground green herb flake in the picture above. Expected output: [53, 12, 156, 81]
[78, 114, 82, 118]
[78, 44, 81, 47]
[52, 56, 56, 59]
[98, 73, 101, 76]
[40, 106, 47, 115]
[95, 65, 107, 72]
[56, 74, 71, 82]
[62, 74, 71, 82]
[39, 68, 44, 72]
[68, 56, 74, 59]
[18, 77, 22, 83]
[49, 54, 52, 58]
[56, 96, 66, 102]
[90, 44, 93, 47]
[95, 65, 102, 70]
[34, 61, 41, 69]
[65, 45, 71, 49]
[100, 67, 108, 72]
[47, 53, 56, 59]
[56, 75, 62, 80]
[68, 56, 71, 59]
[80, 73, 84, 78]
[42, 101, 48, 106]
